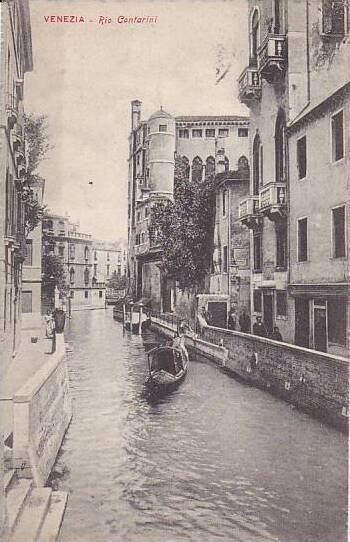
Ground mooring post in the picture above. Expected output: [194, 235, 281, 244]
[138, 303, 144, 335]
[122, 303, 126, 329]
[130, 302, 134, 330]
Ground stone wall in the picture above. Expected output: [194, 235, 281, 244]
[151, 316, 349, 432]
[201, 325, 349, 432]
[12, 334, 72, 486]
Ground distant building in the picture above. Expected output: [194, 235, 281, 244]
[127, 100, 249, 311]
[22, 178, 45, 330]
[238, 0, 349, 354]
[92, 240, 123, 284]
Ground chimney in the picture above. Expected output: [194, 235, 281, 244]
[131, 100, 142, 130]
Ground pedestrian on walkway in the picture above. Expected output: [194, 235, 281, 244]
[197, 307, 208, 335]
[253, 316, 267, 337]
[227, 308, 237, 331]
[44, 309, 55, 339]
[271, 326, 283, 342]
[239, 308, 251, 333]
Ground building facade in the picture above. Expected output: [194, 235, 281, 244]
[21, 178, 45, 330]
[92, 240, 124, 283]
[127, 100, 250, 311]
[0, 0, 33, 375]
[42, 213, 104, 310]
[238, 0, 349, 354]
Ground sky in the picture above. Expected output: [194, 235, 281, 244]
[26, 0, 249, 241]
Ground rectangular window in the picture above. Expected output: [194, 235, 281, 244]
[159, 124, 167, 132]
[70, 291, 74, 299]
[178, 129, 189, 138]
[333, 205, 346, 258]
[99, 290, 103, 298]
[24, 240, 32, 266]
[253, 233, 262, 271]
[22, 291, 32, 313]
[297, 135, 307, 179]
[223, 246, 228, 273]
[276, 225, 287, 268]
[107, 264, 110, 278]
[93, 263, 97, 276]
[253, 290, 262, 312]
[205, 129, 215, 138]
[222, 189, 227, 216]
[238, 128, 248, 137]
[218, 128, 229, 137]
[137, 211, 141, 222]
[84, 291, 89, 299]
[58, 246, 64, 258]
[298, 218, 308, 262]
[331, 110, 344, 162]
[145, 207, 149, 217]
[192, 129, 202, 138]
[322, 0, 346, 35]
[328, 297, 347, 345]
[276, 290, 287, 317]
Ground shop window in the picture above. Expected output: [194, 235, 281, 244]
[24, 240, 32, 266]
[333, 205, 346, 258]
[218, 128, 229, 137]
[159, 124, 167, 132]
[328, 297, 347, 345]
[238, 128, 248, 137]
[223, 246, 228, 273]
[297, 135, 307, 179]
[298, 218, 308, 262]
[331, 110, 344, 162]
[276, 225, 287, 268]
[253, 233, 262, 271]
[192, 129, 202, 138]
[178, 129, 189, 139]
[276, 290, 287, 317]
[253, 290, 262, 312]
[322, 0, 347, 35]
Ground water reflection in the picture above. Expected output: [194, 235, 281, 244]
[53, 310, 347, 542]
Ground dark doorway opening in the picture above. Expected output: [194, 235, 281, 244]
[263, 292, 273, 335]
[207, 302, 227, 329]
[295, 297, 310, 348]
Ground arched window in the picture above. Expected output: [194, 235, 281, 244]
[251, 9, 260, 65]
[224, 156, 229, 172]
[84, 246, 89, 261]
[253, 134, 262, 195]
[192, 156, 203, 183]
[69, 267, 75, 285]
[205, 156, 215, 179]
[182, 156, 190, 180]
[275, 109, 286, 183]
[238, 155, 249, 171]
[84, 267, 90, 286]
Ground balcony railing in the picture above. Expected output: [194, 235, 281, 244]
[259, 182, 287, 221]
[134, 243, 149, 256]
[239, 196, 260, 229]
[5, 93, 19, 129]
[258, 34, 287, 82]
[238, 66, 261, 105]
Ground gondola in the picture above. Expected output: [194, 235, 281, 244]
[145, 345, 189, 393]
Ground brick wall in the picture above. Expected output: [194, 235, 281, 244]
[201, 325, 349, 432]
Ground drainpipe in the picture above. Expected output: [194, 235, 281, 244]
[227, 181, 231, 305]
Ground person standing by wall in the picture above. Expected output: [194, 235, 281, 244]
[253, 316, 267, 338]
[227, 308, 237, 331]
[239, 308, 251, 333]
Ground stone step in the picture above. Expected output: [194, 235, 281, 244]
[4, 469, 16, 493]
[11, 488, 52, 542]
[37, 491, 68, 542]
[6, 478, 32, 532]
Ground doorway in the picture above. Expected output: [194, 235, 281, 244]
[207, 302, 227, 328]
[295, 297, 310, 348]
[313, 300, 327, 352]
[263, 291, 273, 335]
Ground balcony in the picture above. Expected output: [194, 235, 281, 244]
[238, 66, 261, 106]
[258, 34, 287, 83]
[259, 182, 287, 221]
[239, 196, 261, 230]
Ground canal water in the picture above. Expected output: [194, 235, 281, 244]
[53, 310, 347, 542]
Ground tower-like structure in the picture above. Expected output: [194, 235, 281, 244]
[147, 108, 175, 198]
